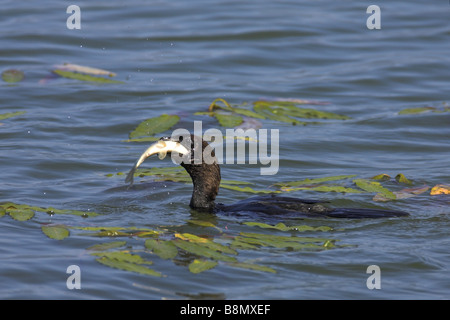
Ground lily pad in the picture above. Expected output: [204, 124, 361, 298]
[87, 241, 127, 251]
[42, 225, 70, 240]
[95, 256, 162, 277]
[353, 179, 396, 200]
[0, 111, 26, 121]
[214, 113, 243, 127]
[175, 233, 237, 255]
[187, 219, 222, 232]
[276, 175, 357, 188]
[53, 69, 124, 84]
[395, 173, 413, 185]
[281, 185, 363, 193]
[9, 208, 35, 221]
[92, 251, 153, 265]
[244, 222, 332, 232]
[128, 114, 180, 139]
[220, 184, 280, 194]
[398, 107, 435, 115]
[371, 173, 391, 181]
[145, 239, 178, 260]
[226, 261, 276, 274]
[188, 259, 218, 274]
[173, 239, 237, 262]
[2, 69, 25, 83]
[253, 103, 307, 125]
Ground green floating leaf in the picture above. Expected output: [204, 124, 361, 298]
[284, 107, 350, 120]
[7, 208, 34, 221]
[371, 173, 391, 181]
[188, 259, 218, 274]
[87, 241, 127, 251]
[173, 239, 237, 262]
[42, 225, 70, 240]
[277, 175, 357, 188]
[214, 113, 243, 127]
[209, 99, 266, 120]
[45, 207, 99, 217]
[53, 69, 124, 84]
[244, 222, 332, 232]
[227, 262, 276, 274]
[234, 232, 337, 251]
[398, 107, 435, 115]
[187, 219, 222, 232]
[252, 100, 351, 123]
[92, 251, 153, 265]
[353, 179, 396, 200]
[395, 173, 413, 185]
[253, 103, 306, 125]
[220, 184, 280, 194]
[123, 137, 160, 143]
[145, 239, 178, 260]
[220, 179, 253, 186]
[84, 230, 131, 237]
[2, 69, 25, 83]
[272, 102, 350, 120]
[230, 239, 259, 250]
[0, 202, 98, 218]
[240, 232, 333, 244]
[95, 257, 162, 277]
[282, 185, 364, 193]
[0, 111, 26, 121]
[176, 233, 237, 255]
[228, 107, 266, 120]
[0, 207, 5, 217]
[129, 114, 180, 139]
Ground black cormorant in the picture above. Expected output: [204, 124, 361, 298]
[125, 135, 409, 219]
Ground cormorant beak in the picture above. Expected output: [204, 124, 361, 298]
[125, 137, 190, 186]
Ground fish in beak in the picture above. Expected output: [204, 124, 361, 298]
[125, 137, 190, 186]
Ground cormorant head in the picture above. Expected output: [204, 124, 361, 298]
[125, 136, 190, 186]
[125, 135, 221, 212]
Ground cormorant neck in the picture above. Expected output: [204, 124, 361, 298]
[180, 161, 221, 212]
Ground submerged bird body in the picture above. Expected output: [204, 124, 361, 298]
[125, 135, 409, 219]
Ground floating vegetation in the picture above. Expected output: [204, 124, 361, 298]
[128, 114, 180, 140]
[42, 225, 70, 240]
[0, 111, 26, 122]
[200, 98, 350, 128]
[1, 69, 25, 83]
[398, 103, 450, 115]
[93, 251, 162, 277]
[145, 239, 178, 260]
[16, 211, 341, 276]
[353, 179, 397, 200]
[188, 259, 218, 274]
[243, 222, 333, 232]
[125, 98, 351, 142]
[275, 175, 357, 188]
[49, 63, 123, 84]
[0, 202, 99, 220]
[106, 166, 446, 202]
[430, 184, 450, 195]
[53, 70, 124, 84]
